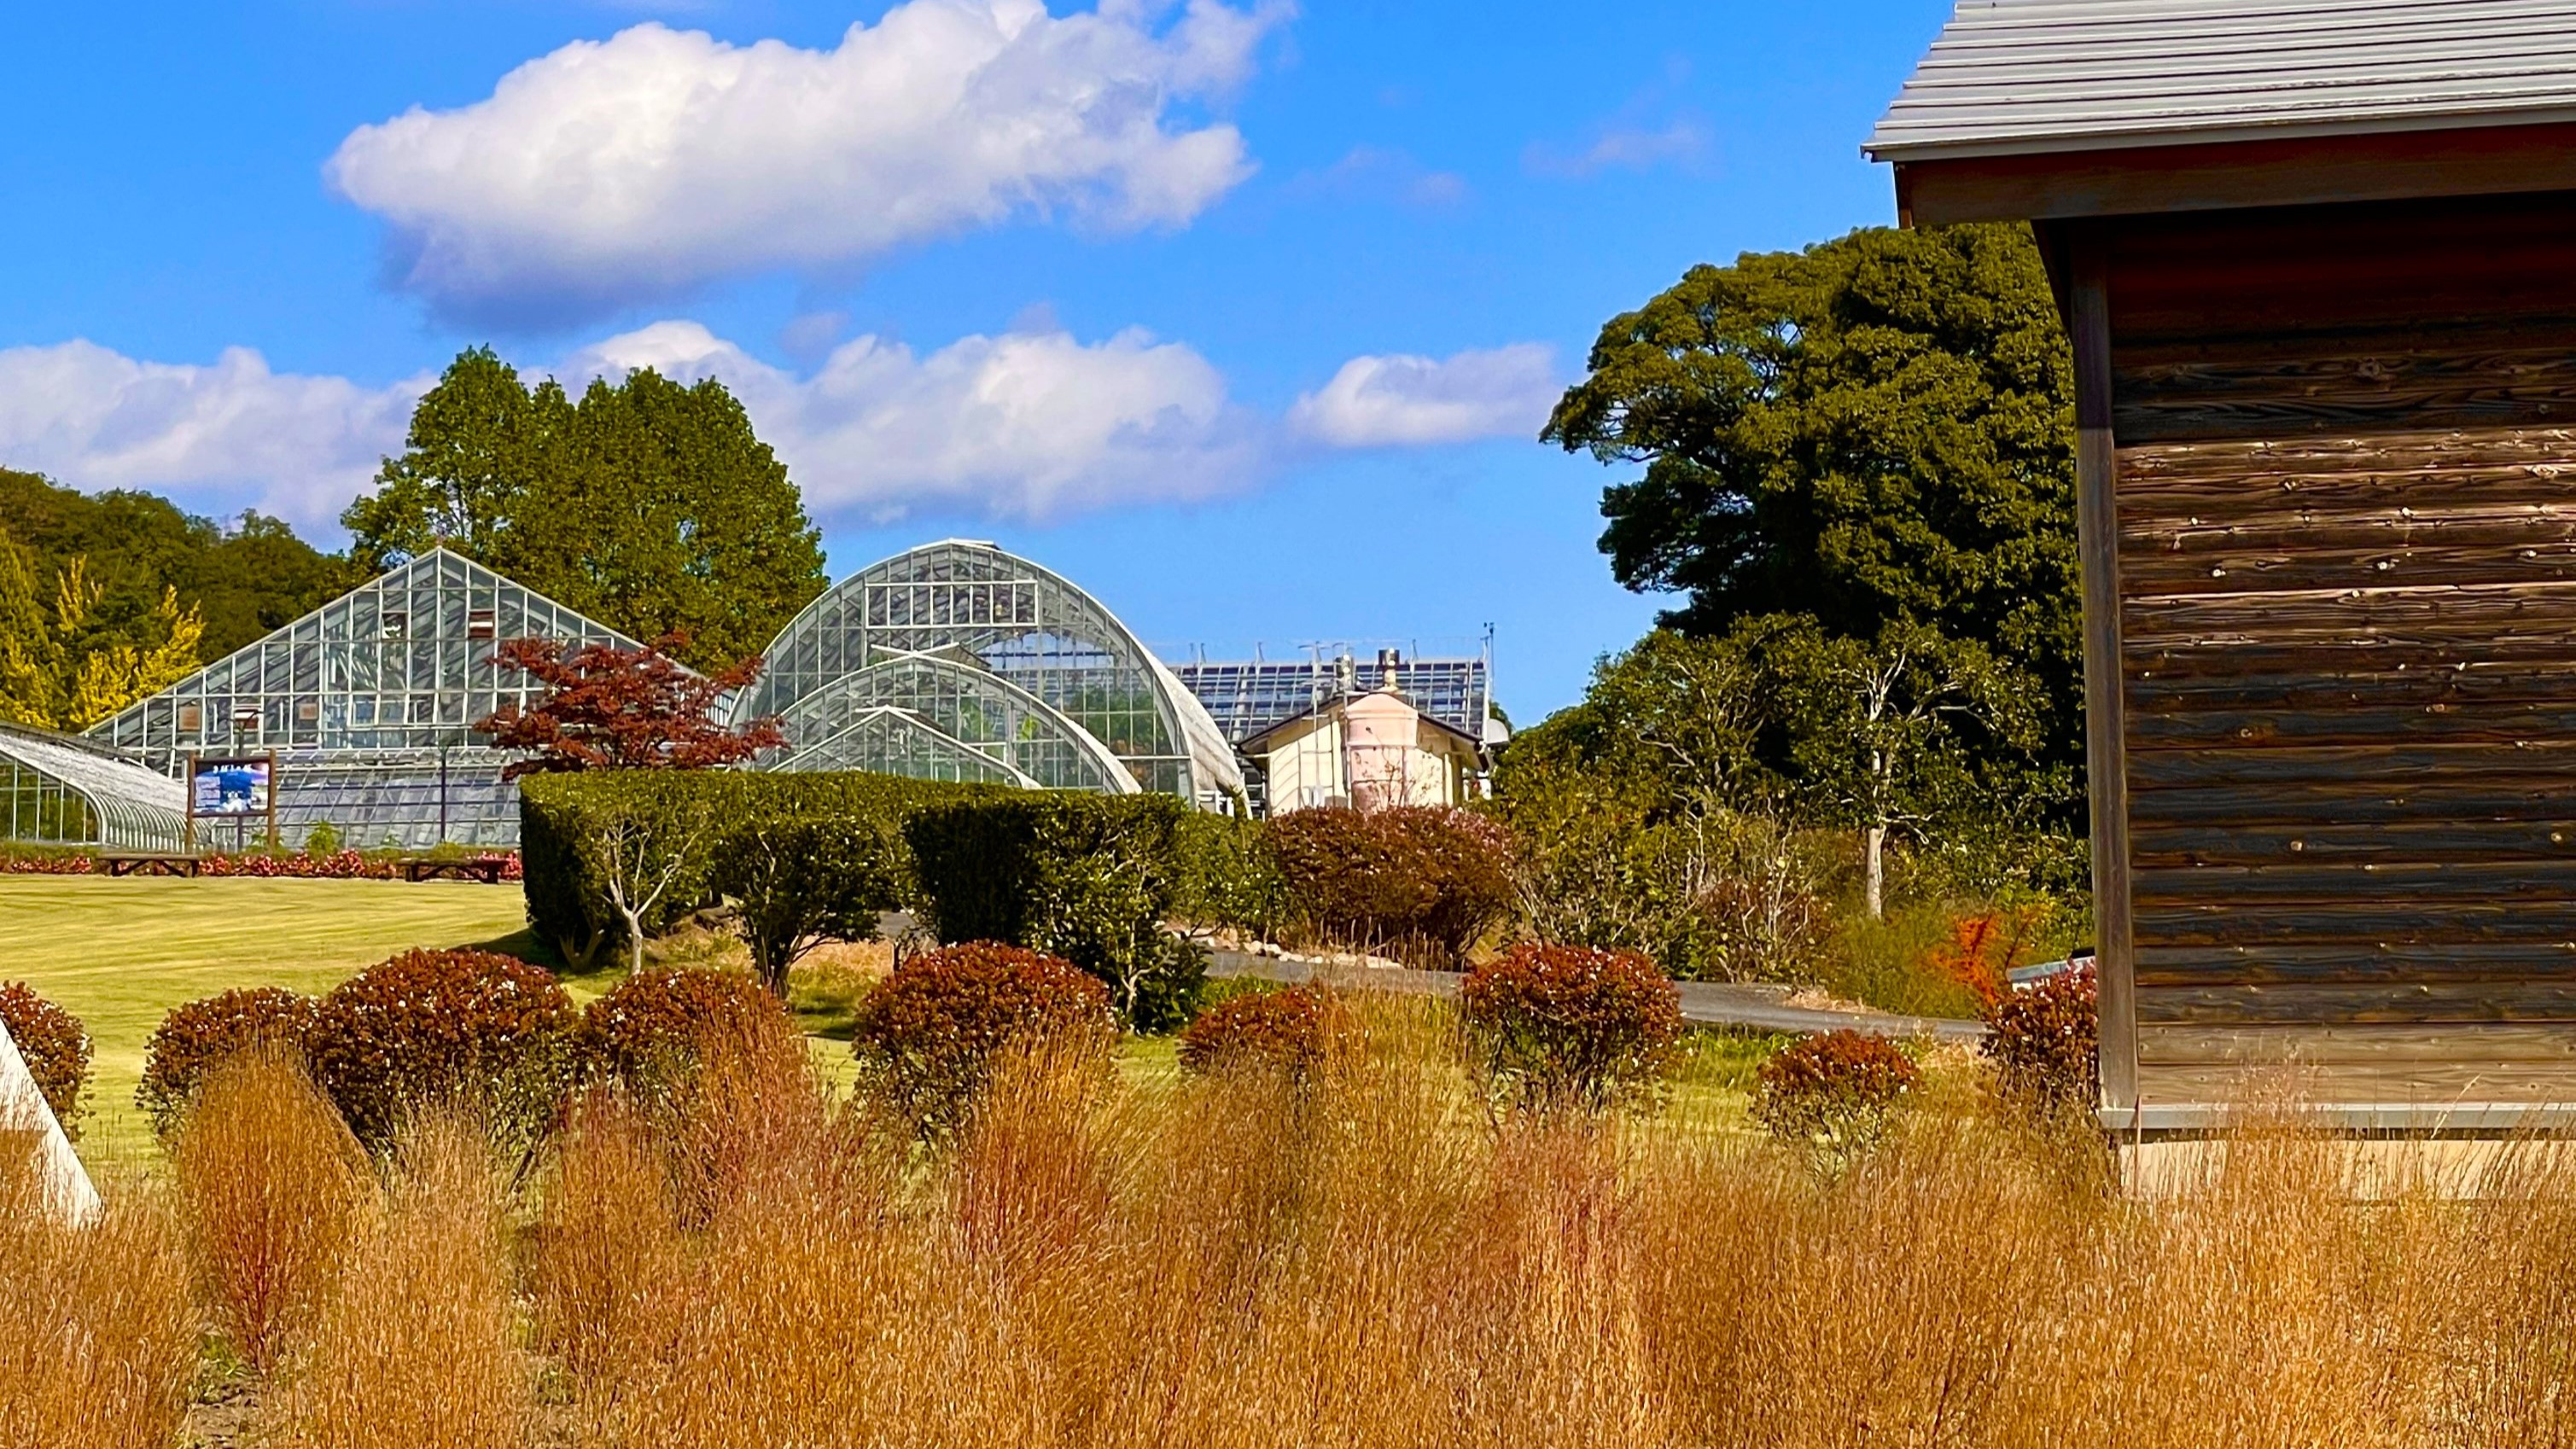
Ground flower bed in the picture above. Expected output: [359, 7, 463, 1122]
[0, 849, 522, 880]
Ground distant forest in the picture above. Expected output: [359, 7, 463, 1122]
[0, 468, 354, 663]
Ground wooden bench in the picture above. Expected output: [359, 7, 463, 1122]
[99, 854, 204, 878]
[401, 857, 510, 884]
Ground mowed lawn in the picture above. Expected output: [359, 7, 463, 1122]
[0, 876, 538, 1164]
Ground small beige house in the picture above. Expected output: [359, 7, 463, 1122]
[1241, 684, 1485, 813]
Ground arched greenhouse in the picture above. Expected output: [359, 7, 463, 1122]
[737, 540, 1244, 808]
[0, 723, 187, 853]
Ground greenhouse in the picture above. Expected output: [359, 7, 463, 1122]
[0, 722, 188, 853]
[85, 549, 640, 850]
[739, 540, 1244, 807]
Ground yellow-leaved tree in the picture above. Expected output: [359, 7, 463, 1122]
[0, 533, 204, 731]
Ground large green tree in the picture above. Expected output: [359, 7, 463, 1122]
[1544, 223, 2080, 777]
[346, 348, 829, 672]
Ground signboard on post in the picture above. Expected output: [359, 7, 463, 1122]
[185, 752, 278, 852]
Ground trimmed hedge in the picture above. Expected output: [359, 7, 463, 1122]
[851, 942, 1115, 1136]
[520, 770, 994, 969]
[137, 986, 323, 1136]
[1262, 806, 1517, 969]
[307, 948, 583, 1149]
[906, 793, 1204, 1031]
[0, 981, 90, 1139]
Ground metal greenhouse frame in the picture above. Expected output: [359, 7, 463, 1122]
[85, 549, 642, 850]
[740, 540, 1243, 807]
[0, 723, 188, 852]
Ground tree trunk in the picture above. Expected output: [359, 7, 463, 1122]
[1863, 823, 1885, 920]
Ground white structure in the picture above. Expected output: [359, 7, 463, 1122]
[0, 1018, 99, 1226]
[1239, 683, 1485, 812]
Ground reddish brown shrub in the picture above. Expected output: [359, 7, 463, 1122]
[1263, 806, 1517, 968]
[1752, 1029, 1920, 1160]
[307, 949, 583, 1149]
[1982, 963, 2098, 1114]
[138, 986, 323, 1135]
[851, 942, 1112, 1136]
[0, 981, 90, 1139]
[1176, 984, 1352, 1081]
[1459, 944, 1681, 1114]
[583, 967, 793, 1101]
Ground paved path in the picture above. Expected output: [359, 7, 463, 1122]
[1204, 949, 1987, 1044]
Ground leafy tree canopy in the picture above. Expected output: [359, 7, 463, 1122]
[346, 347, 830, 672]
[479, 634, 784, 779]
[1544, 223, 2080, 777]
[0, 530, 204, 731]
[0, 468, 353, 660]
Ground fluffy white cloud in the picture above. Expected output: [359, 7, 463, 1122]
[0, 340, 421, 527]
[329, 0, 1284, 324]
[568, 318, 1266, 521]
[1287, 344, 1558, 448]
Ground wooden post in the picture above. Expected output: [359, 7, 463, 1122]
[2067, 229, 2137, 1112]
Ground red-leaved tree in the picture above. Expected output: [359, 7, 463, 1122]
[477, 633, 784, 779]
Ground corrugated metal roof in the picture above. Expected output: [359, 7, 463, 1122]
[1868, 0, 2576, 161]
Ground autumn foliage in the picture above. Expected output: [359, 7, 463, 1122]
[1176, 984, 1353, 1081]
[850, 942, 1113, 1135]
[1751, 1028, 1920, 1158]
[477, 633, 784, 778]
[306, 949, 584, 1149]
[1457, 943, 1681, 1114]
[0, 981, 90, 1138]
[1981, 963, 2099, 1113]
[138, 986, 324, 1135]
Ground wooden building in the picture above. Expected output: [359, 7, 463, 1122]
[1871, 3, 2576, 1130]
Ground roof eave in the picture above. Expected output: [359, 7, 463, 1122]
[1865, 101, 2576, 166]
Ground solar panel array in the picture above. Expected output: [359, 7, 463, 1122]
[1171, 656, 1489, 745]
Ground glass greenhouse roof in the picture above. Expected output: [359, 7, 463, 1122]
[1173, 656, 1490, 745]
[85, 549, 641, 851]
[0, 723, 187, 853]
[742, 540, 1243, 806]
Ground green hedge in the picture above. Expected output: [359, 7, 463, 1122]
[519, 771, 997, 969]
[905, 793, 1204, 1031]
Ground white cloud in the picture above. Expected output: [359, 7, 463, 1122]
[1524, 120, 1709, 179]
[0, 324, 1551, 538]
[568, 318, 1266, 521]
[329, 0, 1286, 325]
[0, 340, 422, 528]
[1287, 344, 1559, 448]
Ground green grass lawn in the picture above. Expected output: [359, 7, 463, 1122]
[0, 876, 541, 1164]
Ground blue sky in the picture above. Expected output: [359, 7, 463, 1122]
[0, 0, 1952, 716]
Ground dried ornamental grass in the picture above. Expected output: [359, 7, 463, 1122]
[0, 1160, 195, 1449]
[171, 1047, 370, 1370]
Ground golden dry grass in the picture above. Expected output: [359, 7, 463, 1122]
[30, 994, 2576, 1446]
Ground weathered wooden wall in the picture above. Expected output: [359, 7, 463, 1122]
[2096, 193, 2576, 1104]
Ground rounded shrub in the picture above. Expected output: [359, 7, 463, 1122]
[584, 966, 794, 1100]
[851, 941, 1113, 1135]
[1981, 963, 2098, 1114]
[1751, 1029, 1920, 1162]
[307, 948, 582, 1149]
[1176, 984, 1352, 1081]
[138, 986, 323, 1135]
[1265, 806, 1517, 968]
[1458, 944, 1681, 1114]
[0, 981, 90, 1140]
